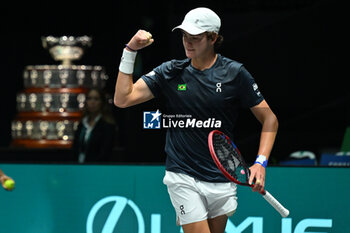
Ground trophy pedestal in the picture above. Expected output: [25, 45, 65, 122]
[12, 139, 73, 149]
[11, 36, 108, 149]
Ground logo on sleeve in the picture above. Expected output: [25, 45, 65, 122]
[252, 83, 261, 97]
[146, 70, 156, 77]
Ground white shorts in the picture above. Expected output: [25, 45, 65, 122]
[163, 170, 237, 226]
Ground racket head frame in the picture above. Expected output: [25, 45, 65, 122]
[209, 130, 289, 217]
[208, 130, 266, 193]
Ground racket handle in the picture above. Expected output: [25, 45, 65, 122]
[262, 190, 290, 217]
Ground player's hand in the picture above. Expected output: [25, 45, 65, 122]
[126, 29, 154, 51]
[249, 163, 266, 193]
[0, 175, 14, 191]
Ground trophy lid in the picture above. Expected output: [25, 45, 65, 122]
[41, 36, 92, 66]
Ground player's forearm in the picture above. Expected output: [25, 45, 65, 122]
[0, 169, 5, 183]
[258, 131, 277, 160]
[114, 45, 138, 108]
[114, 71, 134, 108]
[257, 115, 278, 160]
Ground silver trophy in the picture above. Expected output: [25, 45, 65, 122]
[60, 93, 70, 111]
[77, 93, 86, 109]
[56, 121, 66, 138]
[17, 93, 26, 110]
[43, 70, 52, 86]
[39, 121, 49, 138]
[29, 93, 37, 110]
[30, 70, 38, 85]
[42, 35, 92, 66]
[14, 121, 23, 138]
[11, 35, 102, 148]
[43, 93, 53, 110]
[77, 70, 85, 86]
[59, 69, 69, 86]
[25, 121, 34, 137]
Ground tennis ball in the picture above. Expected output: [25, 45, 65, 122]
[4, 179, 15, 190]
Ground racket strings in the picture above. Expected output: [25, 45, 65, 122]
[213, 134, 249, 184]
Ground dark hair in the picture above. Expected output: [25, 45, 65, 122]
[84, 88, 116, 125]
[206, 32, 224, 52]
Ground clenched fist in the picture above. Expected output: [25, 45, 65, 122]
[126, 30, 154, 51]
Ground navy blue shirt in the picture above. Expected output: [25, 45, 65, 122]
[142, 54, 264, 182]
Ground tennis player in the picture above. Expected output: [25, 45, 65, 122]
[114, 7, 278, 233]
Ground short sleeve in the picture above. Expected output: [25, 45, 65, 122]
[237, 66, 264, 108]
[141, 59, 189, 99]
[141, 69, 162, 98]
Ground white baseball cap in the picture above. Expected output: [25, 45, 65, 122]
[172, 7, 221, 35]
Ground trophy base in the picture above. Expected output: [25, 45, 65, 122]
[16, 111, 82, 120]
[12, 139, 72, 149]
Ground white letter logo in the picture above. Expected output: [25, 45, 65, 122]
[216, 83, 222, 92]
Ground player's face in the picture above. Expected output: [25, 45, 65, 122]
[182, 31, 213, 58]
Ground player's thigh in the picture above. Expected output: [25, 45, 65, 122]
[182, 219, 211, 233]
[182, 215, 229, 233]
[164, 171, 208, 225]
[208, 214, 228, 233]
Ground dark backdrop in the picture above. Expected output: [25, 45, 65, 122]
[0, 0, 348, 164]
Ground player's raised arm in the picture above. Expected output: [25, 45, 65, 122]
[114, 30, 155, 108]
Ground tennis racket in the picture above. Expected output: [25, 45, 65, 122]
[208, 130, 290, 217]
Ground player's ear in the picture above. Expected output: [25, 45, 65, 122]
[207, 32, 218, 45]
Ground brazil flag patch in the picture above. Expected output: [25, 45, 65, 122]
[177, 84, 187, 91]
